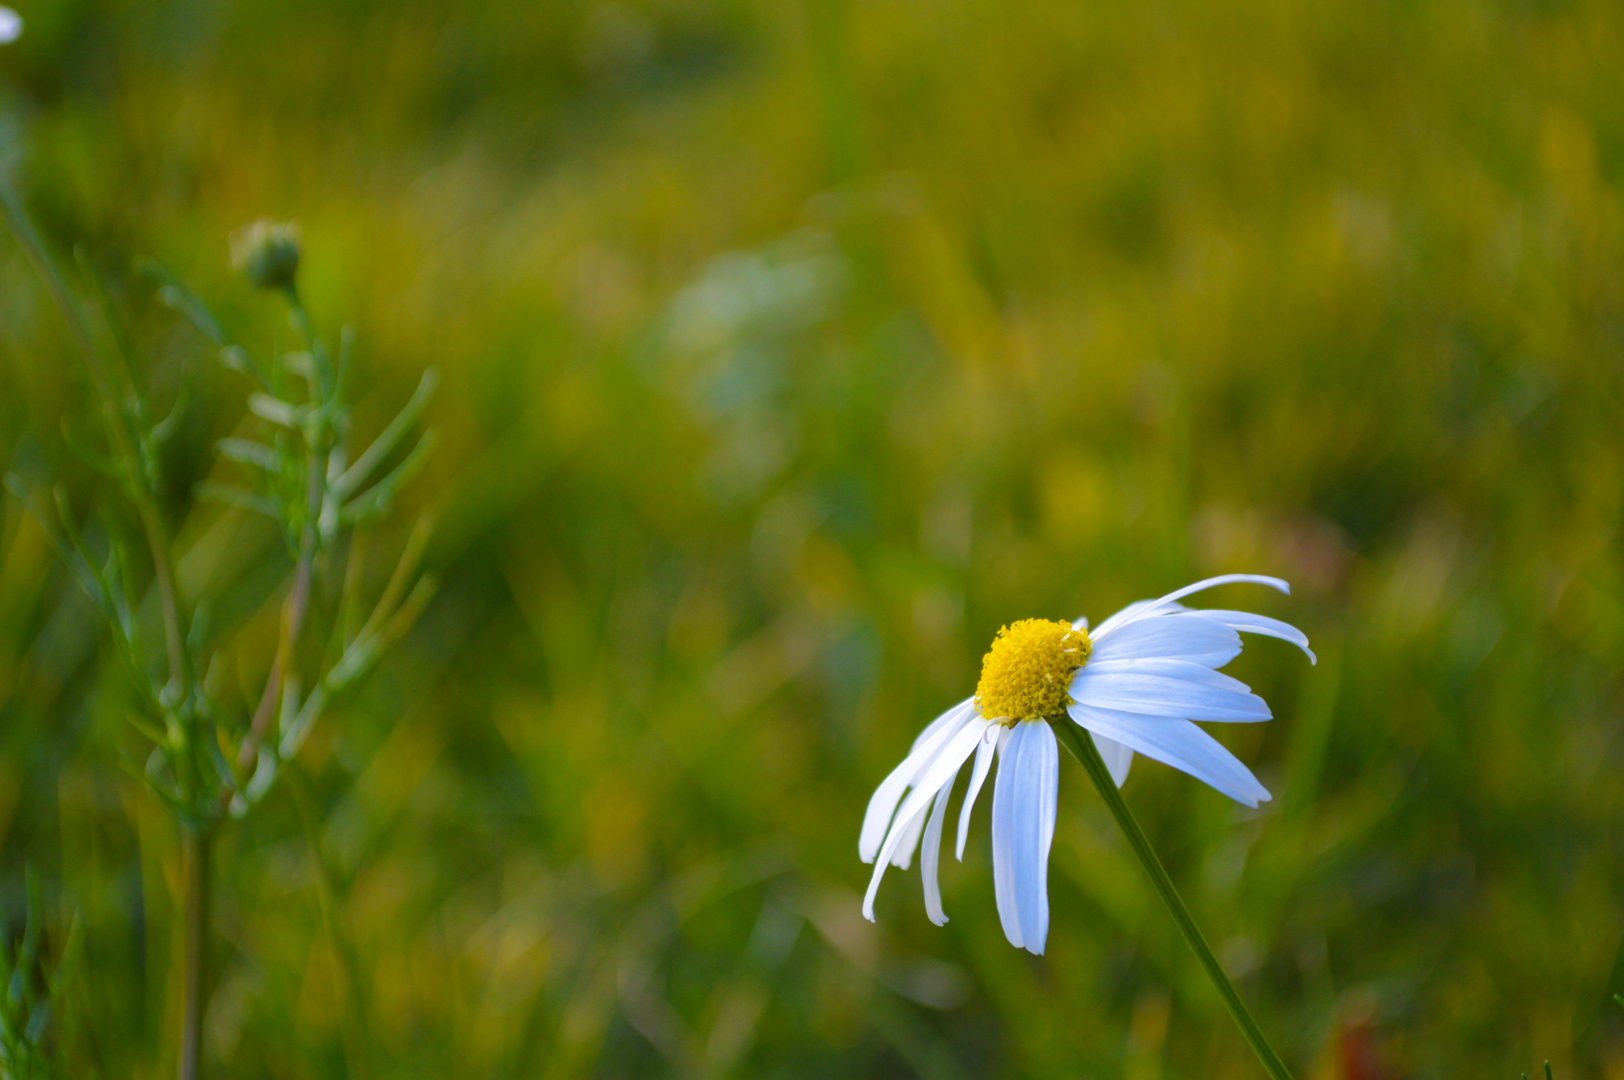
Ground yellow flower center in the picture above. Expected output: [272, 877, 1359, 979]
[974, 618, 1091, 723]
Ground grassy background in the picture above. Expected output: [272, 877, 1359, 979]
[2, 0, 1624, 1076]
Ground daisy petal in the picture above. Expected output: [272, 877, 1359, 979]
[890, 802, 930, 870]
[1093, 731, 1134, 787]
[1094, 575, 1290, 639]
[1082, 658, 1258, 694]
[921, 776, 957, 925]
[863, 717, 989, 920]
[991, 719, 1058, 955]
[1142, 573, 1291, 608]
[859, 698, 975, 862]
[1187, 609, 1316, 664]
[990, 734, 1021, 950]
[1071, 670, 1272, 721]
[1088, 611, 1243, 668]
[864, 805, 927, 917]
[1067, 703, 1272, 806]
[955, 728, 998, 860]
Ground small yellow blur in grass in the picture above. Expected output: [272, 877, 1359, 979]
[974, 618, 1092, 723]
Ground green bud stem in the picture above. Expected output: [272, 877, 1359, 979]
[235, 336, 327, 798]
[179, 830, 210, 1080]
[1046, 716, 1294, 1080]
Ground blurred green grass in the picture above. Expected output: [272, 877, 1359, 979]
[2, 0, 1624, 1076]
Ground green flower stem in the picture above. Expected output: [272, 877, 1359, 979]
[180, 829, 210, 1080]
[1047, 716, 1293, 1080]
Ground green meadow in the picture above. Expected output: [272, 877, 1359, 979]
[1, 0, 1622, 1076]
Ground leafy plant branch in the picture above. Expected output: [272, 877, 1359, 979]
[0, 185, 438, 1080]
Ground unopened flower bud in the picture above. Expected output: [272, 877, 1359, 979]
[230, 219, 301, 291]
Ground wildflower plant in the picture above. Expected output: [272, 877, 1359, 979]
[862, 575, 1312, 1079]
[0, 184, 437, 1080]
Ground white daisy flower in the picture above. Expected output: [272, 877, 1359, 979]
[860, 573, 1313, 955]
[0, 7, 19, 45]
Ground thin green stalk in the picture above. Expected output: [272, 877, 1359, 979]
[179, 829, 210, 1080]
[1047, 716, 1293, 1080]
[234, 390, 323, 794]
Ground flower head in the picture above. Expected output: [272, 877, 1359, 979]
[859, 574, 1313, 954]
[0, 7, 20, 45]
[231, 219, 302, 292]
[975, 617, 1090, 722]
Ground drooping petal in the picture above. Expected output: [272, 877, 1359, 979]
[920, 774, 957, 925]
[1092, 731, 1134, 787]
[1093, 575, 1291, 640]
[889, 802, 930, 870]
[863, 717, 989, 920]
[1137, 573, 1290, 611]
[991, 719, 1058, 955]
[1070, 668, 1271, 721]
[1185, 609, 1316, 664]
[990, 734, 1021, 950]
[955, 727, 998, 860]
[1087, 610, 1243, 668]
[860, 698, 976, 862]
[1067, 703, 1271, 807]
